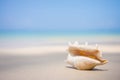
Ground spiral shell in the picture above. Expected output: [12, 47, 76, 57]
[65, 41, 108, 70]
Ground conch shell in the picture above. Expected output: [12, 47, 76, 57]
[65, 41, 108, 70]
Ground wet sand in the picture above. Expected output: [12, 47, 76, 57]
[0, 46, 120, 80]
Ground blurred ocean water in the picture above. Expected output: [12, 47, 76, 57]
[0, 29, 120, 38]
[0, 29, 120, 48]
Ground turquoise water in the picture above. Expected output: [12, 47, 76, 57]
[0, 29, 120, 39]
[0, 29, 120, 48]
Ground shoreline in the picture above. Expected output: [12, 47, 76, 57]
[0, 44, 120, 55]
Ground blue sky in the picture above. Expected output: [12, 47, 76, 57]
[0, 0, 120, 32]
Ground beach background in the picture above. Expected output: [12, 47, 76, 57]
[0, 0, 120, 80]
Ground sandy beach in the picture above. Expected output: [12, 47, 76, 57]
[0, 44, 120, 80]
[0, 0, 120, 79]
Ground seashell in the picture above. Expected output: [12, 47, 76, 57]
[65, 41, 108, 70]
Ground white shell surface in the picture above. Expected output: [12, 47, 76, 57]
[66, 54, 101, 70]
